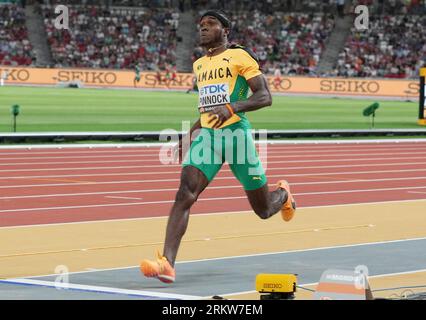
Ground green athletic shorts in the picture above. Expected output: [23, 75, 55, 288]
[182, 122, 267, 191]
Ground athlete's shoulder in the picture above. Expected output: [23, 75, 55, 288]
[227, 44, 260, 64]
[193, 55, 207, 70]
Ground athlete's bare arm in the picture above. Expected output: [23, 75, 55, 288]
[175, 118, 201, 161]
[232, 74, 272, 113]
[207, 74, 271, 129]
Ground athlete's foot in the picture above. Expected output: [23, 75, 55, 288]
[140, 251, 176, 283]
[276, 180, 296, 222]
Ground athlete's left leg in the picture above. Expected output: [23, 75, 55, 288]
[227, 127, 296, 221]
[245, 183, 287, 219]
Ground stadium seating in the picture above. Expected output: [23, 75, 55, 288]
[42, 4, 179, 70]
[0, 4, 35, 66]
[193, 10, 335, 76]
[333, 13, 426, 79]
[2, 0, 425, 80]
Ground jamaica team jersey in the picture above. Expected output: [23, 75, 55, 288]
[193, 46, 262, 129]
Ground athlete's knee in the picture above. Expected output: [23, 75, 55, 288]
[175, 184, 198, 206]
[253, 207, 272, 220]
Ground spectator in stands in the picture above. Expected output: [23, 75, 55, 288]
[333, 13, 426, 79]
[192, 10, 335, 76]
[336, 0, 345, 17]
[43, 4, 179, 70]
[0, 3, 35, 66]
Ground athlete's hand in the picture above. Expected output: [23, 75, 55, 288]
[207, 104, 235, 129]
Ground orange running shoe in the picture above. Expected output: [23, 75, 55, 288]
[140, 251, 176, 283]
[276, 180, 296, 222]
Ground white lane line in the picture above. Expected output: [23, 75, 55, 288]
[0, 143, 424, 156]
[3, 198, 426, 229]
[2, 151, 426, 166]
[1, 159, 425, 174]
[0, 167, 426, 180]
[0, 162, 424, 189]
[0, 146, 425, 160]
[1, 185, 426, 214]
[407, 191, 426, 195]
[0, 143, 165, 150]
[22, 237, 426, 280]
[0, 278, 200, 300]
[0, 146, 419, 160]
[0, 139, 425, 151]
[0, 154, 162, 161]
[263, 139, 426, 145]
[1, 176, 425, 200]
[0, 189, 167, 200]
[104, 196, 144, 200]
[1, 156, 426, 172]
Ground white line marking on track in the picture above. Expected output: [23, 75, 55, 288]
[1, 158, 425, 174]
[2, 198, 425, 229]
[104, 196, 144, 200]
[0, 145, 417, 155]
[1, 146, 425, 160]
[1, 176, 426, 200]
[1, 185, 426, 214]
[0, 143, 424, 155]
[20, 237, 426, 280]
[2, 151, 426, 166]
[0, 162, 424, 189]
[0, 175, 426, 190]
[0, 168, 426, 180]
[0, 138, 425, 150]
[0, 278, 200, 300]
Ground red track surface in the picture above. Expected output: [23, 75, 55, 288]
[1, 142, 426, 227]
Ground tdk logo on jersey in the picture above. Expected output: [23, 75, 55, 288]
[200, 84, 227, 95]
[199, 83, 230, 107]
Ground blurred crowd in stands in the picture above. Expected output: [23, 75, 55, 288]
[193, 11, 335, 76]
[332, 11, 426, 78]
[1, 0, 425, 79]
[43, 5, 179, 70]
[0, 3, 34, 66]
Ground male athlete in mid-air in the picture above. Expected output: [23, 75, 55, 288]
[141, 10, 296, 283]
[134, 65, 141, 88]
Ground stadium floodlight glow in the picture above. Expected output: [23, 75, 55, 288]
[11, 104, 20, 133]
[363, 102, 379, 129]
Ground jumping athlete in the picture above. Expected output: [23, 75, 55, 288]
[140, 10, 296, 283]
[134, 65, 141, 87]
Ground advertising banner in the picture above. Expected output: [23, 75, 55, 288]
[0, 65, 419, 99]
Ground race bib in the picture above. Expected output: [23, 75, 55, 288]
[199, 84, 230, 110]
[198, 83, 240, 129]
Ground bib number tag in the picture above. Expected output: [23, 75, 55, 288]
[198, 84, 230, 113]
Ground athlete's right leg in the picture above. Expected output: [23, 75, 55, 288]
[163, 165, 209, 266]
[140, 165, 209, 283]
[141, 127, 222, 282]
